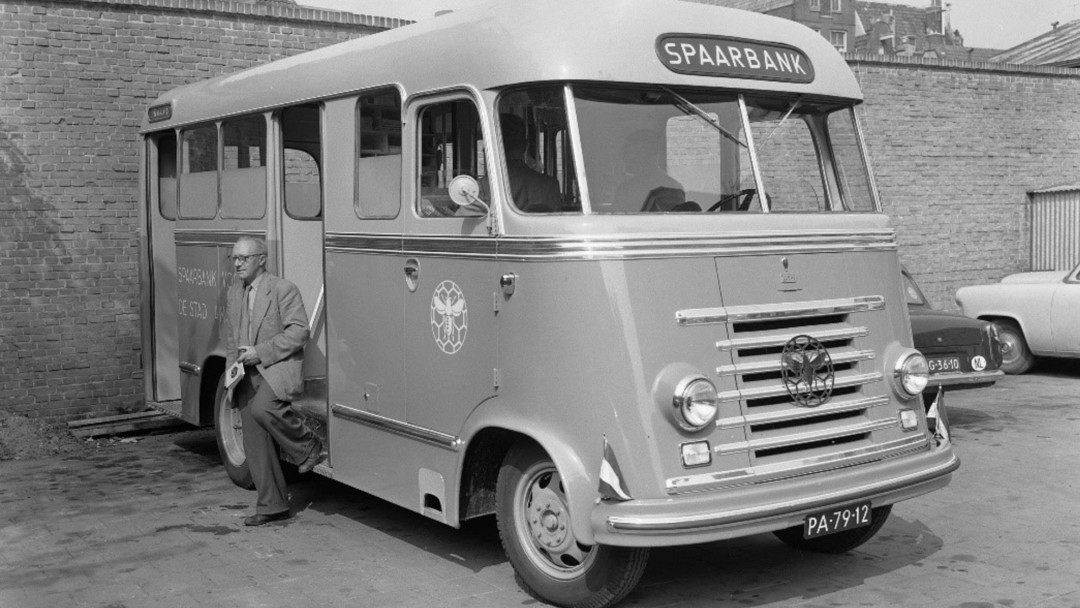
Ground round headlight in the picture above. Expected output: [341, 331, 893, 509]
[894, 352, 929, 397]
[673, 376, 719, 431]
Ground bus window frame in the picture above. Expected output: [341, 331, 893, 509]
[278, 103, 325, 222]
[219, 113, 268, 221]
[177, 121, 221, 220]
[355, 85, 404, 220]
[411, 88, 495, 224]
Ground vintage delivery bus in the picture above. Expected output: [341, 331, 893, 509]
[138, 1, 958, 606]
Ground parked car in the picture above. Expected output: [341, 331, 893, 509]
[955, 261, 1080, 374]
[903, 268, 1004, 397]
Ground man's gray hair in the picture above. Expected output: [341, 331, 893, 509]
[235, 236, 268, 254]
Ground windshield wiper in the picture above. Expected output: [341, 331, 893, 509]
[757, 99, 802, 149]
[663, 87, 747, 149]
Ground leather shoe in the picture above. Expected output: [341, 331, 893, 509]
[298, 438, 325, 474]
[244, 511, 291, 527]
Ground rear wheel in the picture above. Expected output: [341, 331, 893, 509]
[213, 375, 254, 489]
[773, 505, 892, 554]
[994, 320, 1034, 374]
[496, 441, 649, 608]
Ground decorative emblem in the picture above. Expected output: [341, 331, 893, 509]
[778, 257, 801, 292]
[780, 335, 834, 407]
[431, 281, 468, 354]
[971, 356, 987, 371]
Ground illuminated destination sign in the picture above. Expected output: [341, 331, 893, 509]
[657, 35, 815, 84]
[147, 103, 173, 123]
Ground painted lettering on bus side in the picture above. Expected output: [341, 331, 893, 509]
[178, 298, 211, 319]
[656, 35, 815, 84]
[177, 266, 219, 287]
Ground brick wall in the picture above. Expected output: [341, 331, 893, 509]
[0, 0, 397, 419]
[2, 3, 1079, 420]
[847, 54, 1080, 309]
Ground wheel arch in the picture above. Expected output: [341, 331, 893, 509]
[457, 408, 597, 545]
[198, 354, 226, 426]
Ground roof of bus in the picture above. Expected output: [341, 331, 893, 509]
[141, 0, 863, 131]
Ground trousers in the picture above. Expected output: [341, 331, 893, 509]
[236, 370, 318, 515]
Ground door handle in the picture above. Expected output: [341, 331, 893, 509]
[404, 259, 420, 292]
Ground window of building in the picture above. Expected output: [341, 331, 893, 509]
[831, 30, 848, 52]
[357, 89, 402, 218]
[830, 0, 842, 12]
[808, 0, 820, 10]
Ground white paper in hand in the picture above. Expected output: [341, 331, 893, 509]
[225, 359, 245, 390]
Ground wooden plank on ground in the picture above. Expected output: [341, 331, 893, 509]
[67, 412, 187, 438]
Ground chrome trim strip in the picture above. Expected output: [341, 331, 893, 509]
[612, 451, 960, 532]
[718, 326, 868, 351]
[716, 395, 889, 429]
[666, 434, 928, 493]
[717, 372, 882, 403]
[678, 296, 885, 327]
[717, 349, 875, 376]
[331, 404, 462, 451]
[926, 369, 1005, 388]
[175, 229, 266, 247]
[323, 231, 897, 261]
[713, 417, 898, 456]
[179, 362, 201, 376]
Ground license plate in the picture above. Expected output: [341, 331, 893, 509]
[803, 501, 872, 539]
[927, 356, 962, 374]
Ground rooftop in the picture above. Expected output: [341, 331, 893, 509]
[990, 19, 1080, 67]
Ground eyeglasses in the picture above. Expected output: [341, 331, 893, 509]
[229, 253, 264, 264]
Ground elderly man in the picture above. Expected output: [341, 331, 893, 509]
[223, 236, 322, 526]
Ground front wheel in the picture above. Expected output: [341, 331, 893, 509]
[214, 375, 254, 489]
[773, 505, 892, 554]
[994, 320, 1034, 374]
[496, 442, 649, 608]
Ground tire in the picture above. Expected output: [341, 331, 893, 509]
[773, 504, 892, 554]
[213, 375, 254, 489]
[994, 320, 1034, 375]
[496, 441, 649, 608]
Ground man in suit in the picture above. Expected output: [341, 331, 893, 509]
[223, 236, 322, 526]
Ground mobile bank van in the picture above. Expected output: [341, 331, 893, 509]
[138, 1, 958, 606]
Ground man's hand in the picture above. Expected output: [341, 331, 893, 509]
[238, 346, 261, 366]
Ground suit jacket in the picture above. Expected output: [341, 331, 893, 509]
[222, 273, 309, 402]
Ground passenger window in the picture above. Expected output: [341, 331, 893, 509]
[417, 99, 487, 218]
[221, 115, 266, 219]
[282, 105, 322, 220]
[157, 132, 177, 220]
[357, 90, 401, 218]
[497, 86, 579, 213]
[179, 124, 218, 218]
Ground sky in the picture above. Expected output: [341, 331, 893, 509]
[296, 0, 1080, 51]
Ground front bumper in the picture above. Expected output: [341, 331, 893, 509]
[926, 369, 1004, 389]
[591, 434, 958, 547]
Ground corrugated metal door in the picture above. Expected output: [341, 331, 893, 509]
[1031, 189, 1080, 271]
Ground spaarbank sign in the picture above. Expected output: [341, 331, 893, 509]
[657, 34, 815, 84]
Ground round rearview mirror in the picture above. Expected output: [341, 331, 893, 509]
[448, 175, 481, 208]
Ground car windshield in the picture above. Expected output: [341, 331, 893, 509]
[902, 272, 930, 308]
[570, 84, 876, 214]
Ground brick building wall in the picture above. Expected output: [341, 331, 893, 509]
[1, 3, 1079, 421]
[0, 0, 399, 420]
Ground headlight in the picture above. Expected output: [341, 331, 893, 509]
[673, 376, 719, 431]
[893, 351, 929, 398]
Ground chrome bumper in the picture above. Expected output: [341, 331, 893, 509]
[926, 369, 1004, 388]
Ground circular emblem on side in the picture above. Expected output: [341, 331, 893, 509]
[431, 281, 468, 354]
[780, 335, 835, 408]
[971, 355, 987, 371]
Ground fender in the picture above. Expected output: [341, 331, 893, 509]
[456, 396, 599, 545]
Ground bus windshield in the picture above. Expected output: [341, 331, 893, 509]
[570, 84, 877, 214]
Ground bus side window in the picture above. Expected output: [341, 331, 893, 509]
[356, 90, 401, 218]
[158, 132, 178, 220]
[417, 99, 487, 218]
[221, 115, 267, 219]
[178, 124, 218, 219]
[282, 105, 323, 220]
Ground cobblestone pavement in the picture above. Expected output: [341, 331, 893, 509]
[2, 360, 1079, 608]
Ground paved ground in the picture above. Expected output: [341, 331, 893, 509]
[3, 360, 1079, 608]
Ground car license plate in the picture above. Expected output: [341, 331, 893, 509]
[927, 356, 962, 374]
[803, 501, 872, 539]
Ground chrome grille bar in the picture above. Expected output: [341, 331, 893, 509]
[714, 417, 899, 456]
[677, 295, 885, 327]
[717, 326, 868, 351]
[716, 395, 889, 430]
[716, 349, 875, 376]
[717, 372, 882, 403]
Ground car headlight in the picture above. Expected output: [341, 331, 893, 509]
[893, 351, 929, 398]
[673, 376, 719, 431]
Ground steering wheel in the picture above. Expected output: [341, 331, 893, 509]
[707, 189, 756, 212]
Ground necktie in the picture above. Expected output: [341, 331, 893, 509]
[240, 285, 253, 346]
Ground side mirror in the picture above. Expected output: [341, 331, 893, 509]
[448, 175, 490, 214]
